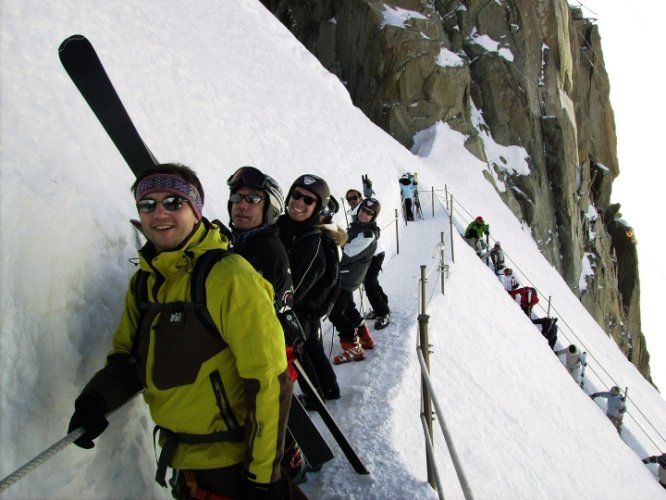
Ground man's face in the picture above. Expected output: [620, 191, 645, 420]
[231, 186, 266, 231]
[346, 191, 361, 209]
[357, 205, 375, 223]
[287, 187, 317, 222]
[138, 191, 199, 252]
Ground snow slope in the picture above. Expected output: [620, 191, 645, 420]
[1, 1, 665, 498]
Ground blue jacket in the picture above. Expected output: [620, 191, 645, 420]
[592, 391, 626, 418]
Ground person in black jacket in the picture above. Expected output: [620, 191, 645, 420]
[278, 174, 342, 402]
[227, 166, 293, 314]
[226, 166, 308, 485]
[331, 197, 381, 365]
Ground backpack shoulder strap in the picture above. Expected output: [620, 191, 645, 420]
[134, 269, 150, 308]
[191, 249, 231, 337]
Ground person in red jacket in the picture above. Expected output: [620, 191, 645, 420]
[509, 286, 539, 317]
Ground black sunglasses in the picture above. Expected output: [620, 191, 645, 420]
[290, 190, 317, 206]
[136, 196, 189, 213]
[346, 195, 359, 202]
[229, 193, 265, 204]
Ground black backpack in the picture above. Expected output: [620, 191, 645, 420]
[294, 228, 341, 318]
[132, 249, 229, 345]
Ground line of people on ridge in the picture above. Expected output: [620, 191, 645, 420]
[464, 215, 634, 438]
[66, 163, 397, 499]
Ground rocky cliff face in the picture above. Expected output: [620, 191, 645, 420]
[261, 0, 651, 382]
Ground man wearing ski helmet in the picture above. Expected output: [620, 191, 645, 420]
[67, 163, 292, 498]
[227, 165, 310, 484]
[278, 174, 343, 401]
[227, 166, 293, 315]
[332, 197, 381, 364]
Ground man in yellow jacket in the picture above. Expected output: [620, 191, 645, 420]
[68, 163, 293, 499]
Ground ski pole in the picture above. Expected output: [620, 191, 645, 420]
[341, 196, 349, 226]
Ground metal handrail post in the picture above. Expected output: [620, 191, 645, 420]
[395, 209, 400, 254]
[431, 186, 435, 218]
[419, 312, 434, 489]
[440, 232, 446, 295]
[417, 349, 475, 500]
[449, 194, 455, 263]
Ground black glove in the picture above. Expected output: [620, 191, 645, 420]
[67, 394, 109, 449]
[590, 393, 598, 399]
[244, 478, 285, 500]
[642, 458, 649, 464]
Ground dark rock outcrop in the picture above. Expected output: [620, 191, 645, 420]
[261, 0, 651, 382]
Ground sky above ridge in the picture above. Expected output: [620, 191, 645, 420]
[575, 0, 666, 392]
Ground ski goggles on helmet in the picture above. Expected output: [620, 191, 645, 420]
[227, 166, 270, 191]
[290, 190, 317, 206]
[229, 192, 265, 204]
[360, 206, 376, 217]
[136, 196, 190, 213]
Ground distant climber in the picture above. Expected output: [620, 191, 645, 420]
[509, 286, 539, 317]
[591, 386, 627, 434]
[555, 344, 582, 383]
[484, 241, 505, 274]
[464, 216, 489, 256]
[532, 316, 558, 349]
[399, 173, 418, 221]
[642, 453, 666, 489]
[499, 267, 519, 292]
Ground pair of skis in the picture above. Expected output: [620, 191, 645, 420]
[58, 34, 368, 475]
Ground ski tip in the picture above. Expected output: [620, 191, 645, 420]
[58, 34, 88, 53]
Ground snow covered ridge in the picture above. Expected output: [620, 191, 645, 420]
[381, 5, 428, 29]
[467, 29, 515, 61]
[1, 2, 666, 498]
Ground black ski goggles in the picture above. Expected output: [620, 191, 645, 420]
[227, 166, 270, 191]
[136, 196, 189, 213]
[290, 190, 317, 206]
[229, 193, 265, 204]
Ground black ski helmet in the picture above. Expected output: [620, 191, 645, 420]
[320, 195, 340, 224]
[358, 197, 381, 221]
[288, 174, 330, 219]
[227, 166, 285, 226]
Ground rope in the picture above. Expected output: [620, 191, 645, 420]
[0, 394, 139, 493]
[0, 429, 85, 492]
[381, 215, 398, 231]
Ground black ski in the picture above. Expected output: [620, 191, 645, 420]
[288, 394, 335, 469]
[58, 34, 157, 176]
[293, 360, 370, 475]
